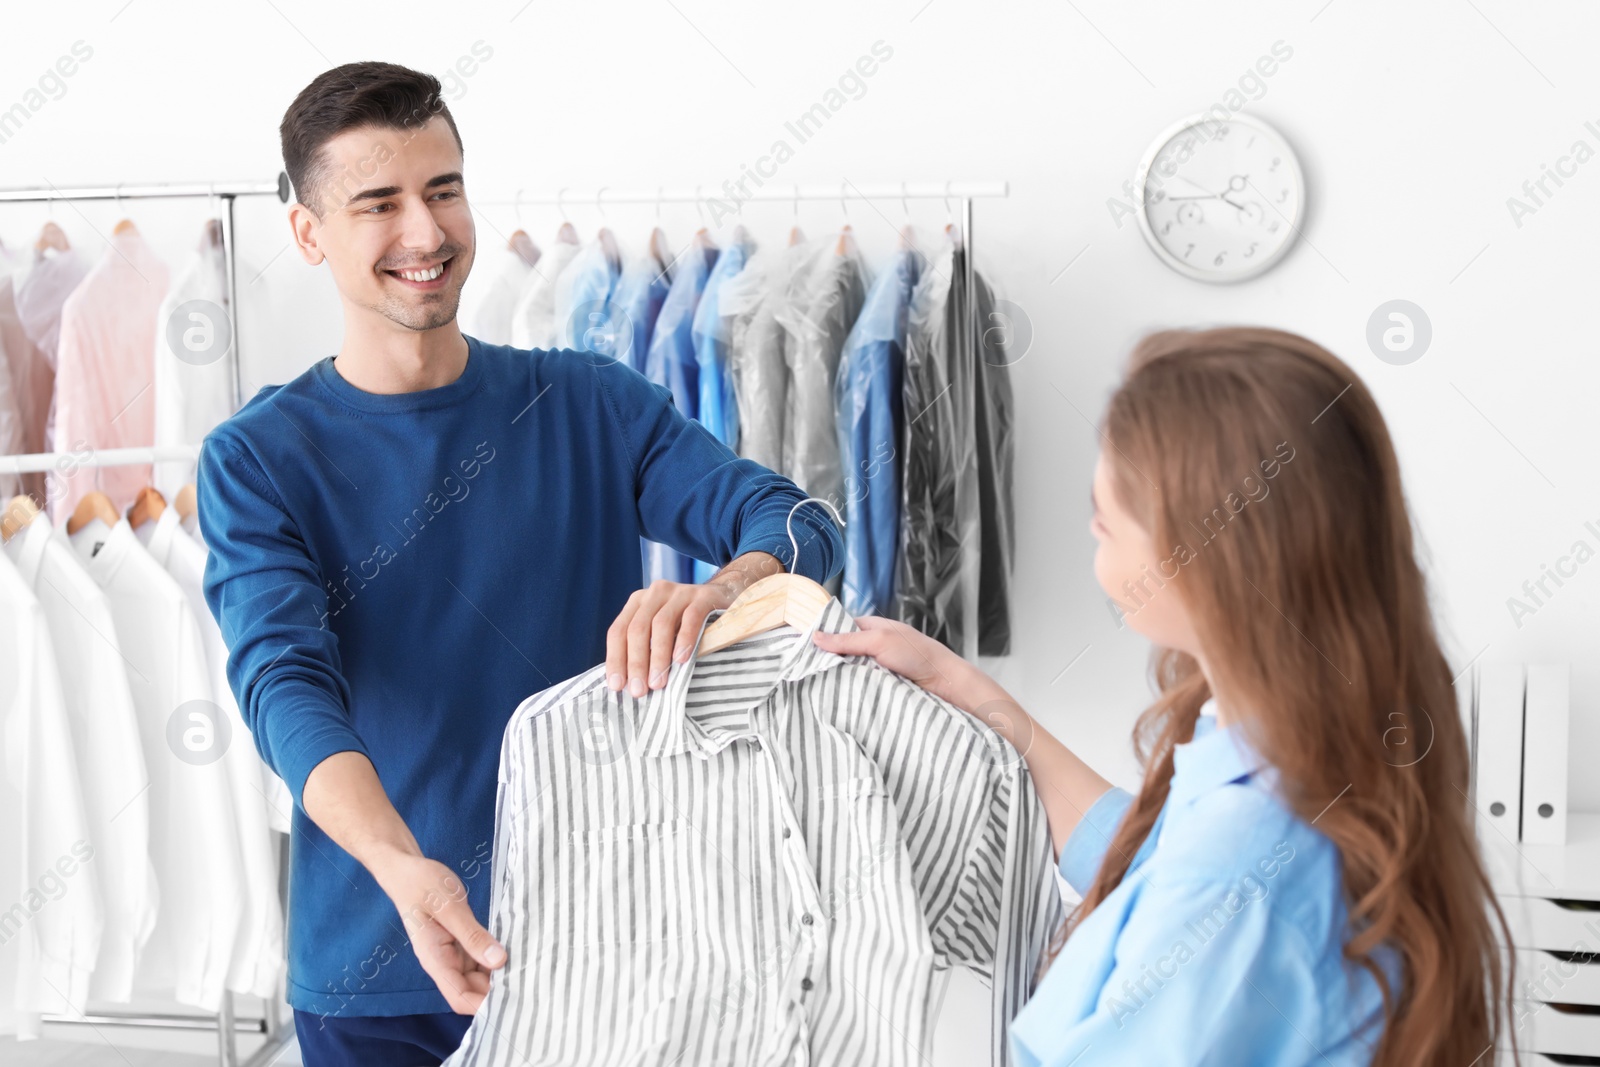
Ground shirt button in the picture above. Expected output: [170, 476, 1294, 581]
[801, 913, 814, 925]
[800, 978, 813, 992]
[782, 827, 791, 839]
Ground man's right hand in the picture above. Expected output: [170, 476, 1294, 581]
[371, 851, 507, 1014]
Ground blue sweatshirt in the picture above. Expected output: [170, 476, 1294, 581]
[197, 335, 842, 1017]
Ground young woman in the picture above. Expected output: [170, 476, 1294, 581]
[814, 327, 1514, 1065]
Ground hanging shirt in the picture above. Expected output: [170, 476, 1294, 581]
[553, 238, 623, 355]
[1009, 705, 1399, 1066]
[459, 243, 535, 347]
[196, 337, 842, 1017]
[0, 548, 101, 1041]
[643, 242, 720, 585]
[726, 241, 810, 475]
[12, 246, 89, 458]
[0, 272, 53, 502]
[899, 235, 979, 657]
[509, 238, 581, 351]
[66, 515, 244, 1012]
[442, 597, 1060, 1067]
[4, 516, 156, 1004]
[0, 326, 19, 499]
[692, 230, 755, 450]
[971, 272, 1016, 657]
[153, 237, 234, 500]
[134, 507, 285, 999]
[609, 246, 673, 376]
[836, 248, 921, 618]
[52, 231, 170, 522]
[774, 241, 868, 510]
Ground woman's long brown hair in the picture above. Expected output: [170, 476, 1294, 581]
[1047, 327, 1514, 1065]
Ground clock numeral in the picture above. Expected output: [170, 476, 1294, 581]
[1160, 221, 1172, 236]
[1277, 188, 1288, 203]
[1213, 251, 1227, 267]
[1269, 156, 1280, 171]
[1244, 242, 1258, 258]
[1183, 243, 1195, 259]
[1268, 221, 1280, 234]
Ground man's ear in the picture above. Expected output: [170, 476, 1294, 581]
[287, 202, 326, 266]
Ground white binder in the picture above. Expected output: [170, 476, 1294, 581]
[1475, 663, 1524, 839]
[1520, 663, 1569, 846]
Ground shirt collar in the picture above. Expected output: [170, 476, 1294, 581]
[1166, 700, 1269, 808]
[67, 515, 135, 584]
[636, 595, 857, 758]
[131, 505, 181, 566]
[3, 513, 52, 587]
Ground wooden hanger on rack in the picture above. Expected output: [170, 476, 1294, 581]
[696, 498, 844, 657]
[68, 491, 121, 535]
[113, 218, 138, 236]
[649, 226, 673, 273]
[175, 483, 198, 522]
[35, 221, 69, 252]
[508, 229, 541, 269]
[835, 224, 855, 257]
[2, 495, 42, 543]
[126, 485, 166, 530]
[200, 218, 223, 251]
[555, 220, 580, 245]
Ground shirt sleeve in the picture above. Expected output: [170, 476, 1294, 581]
[1057, 786, 1135, 897]
[196, 432, 369, 814]
[1023, 874, 1326, 1067]
[590, 357, 843, 582]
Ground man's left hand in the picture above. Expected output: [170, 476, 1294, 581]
[605, 551, 786, 697]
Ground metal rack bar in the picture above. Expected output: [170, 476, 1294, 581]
[0, 177, 289, 203]
[476, 180, 1008, 206]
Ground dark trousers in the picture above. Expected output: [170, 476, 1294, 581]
[293, 1008, 473, 1067]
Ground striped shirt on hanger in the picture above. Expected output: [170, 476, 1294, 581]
[444, 598, 1060, 1067]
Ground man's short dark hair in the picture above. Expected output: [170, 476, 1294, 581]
[280, 61, 464, 218]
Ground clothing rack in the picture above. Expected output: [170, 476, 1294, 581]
[0, 177, 290, 1066]
[1, 176, 1007, 1065]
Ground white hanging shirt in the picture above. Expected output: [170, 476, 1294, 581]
[459, 243, 534, 347]
[134, 506, 285, 998]
[67, 515, 243, 1011]
[509, 238, 581, 350]
[0, 547, 102, 1040]
[3, 516, 156, 1003]
[153, 239, 234, 500]
[443, 597, 1061, 1067]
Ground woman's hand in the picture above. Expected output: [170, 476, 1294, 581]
[811, 615, 980, 709]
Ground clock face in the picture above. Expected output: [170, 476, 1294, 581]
[1135, 114, 1304, 283]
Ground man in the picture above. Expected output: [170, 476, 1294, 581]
[198, 60, 841, 1066]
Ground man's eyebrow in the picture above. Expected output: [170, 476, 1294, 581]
[345, 172, 465, 206]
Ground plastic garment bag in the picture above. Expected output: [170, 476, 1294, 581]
[458, 240, 536, 347]
[898, 233, 979, 656]
[552, 237, 623, 356]
[725, 239, 811, 475]
[834, 247, 921, 618]
[773, 235, 868, 513]
[642, 241, 719, 583]
[610, 247, 673, 376]
[509, 236, 580, 350]
[692, 228, 756, 450]
[972, 271, 1016, 656]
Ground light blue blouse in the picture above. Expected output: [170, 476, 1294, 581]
[1009, 705, 1400, 1066]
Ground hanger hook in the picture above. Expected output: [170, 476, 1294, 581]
[840, 181, 848, 219]
[695, 185, 705, 226]
[785, 497, 845, 571]
[656, 185, 663, 222]
[792, 183, 800, 220]
[901, 181, 910, 219]
[514, 187, 524, 227]
[944, 181, 954, 224]
[556, 187, 568, 222]
[596, 186, 607, 219]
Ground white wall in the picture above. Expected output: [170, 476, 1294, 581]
[5, 0, 1599, 1057]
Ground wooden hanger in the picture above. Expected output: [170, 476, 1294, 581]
[696, 498, 844, 657]
[113, 218, 138, 236]
[555, 220, 580, 245]
[788, 225, 806, 248]
[2, 495, 42, 544]
[35, 221, 69, 252]
[68, 491, 121, 535]
[649, 226, 673, 275]
[126, 485, 166, 530]
[834, 223, 855, 257]
[175, 483, 198, 522]
[597, 226, 622, 270]
[693, 227, 717, 250]
[898, 224, 916, 250]
[508, 229, 541, 269]
[200, 218, 223, 252]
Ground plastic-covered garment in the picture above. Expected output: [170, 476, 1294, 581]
[509, 233, 580, 350]
[972, 271, 1016, 656]
[692, 227, 755, 450]
[608, 244, 673, 375]
[725, 239, 811, 474]
[13, 246, 89, 455]
[0, 326, 19, 500]
[898, 233, 979, 656]
[458, 238, 536, 347]
[773, 234, 868, 511]
[835, 247, 921, 618]
[553, 234, 623, 355]
[0, 271, 52, 502]
[642, 240, 719, 584]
